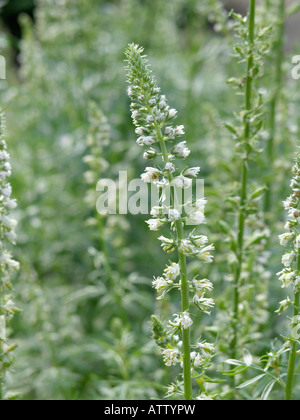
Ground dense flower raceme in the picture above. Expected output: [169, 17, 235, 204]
[125, 44, 215, 399]
[276, 151, 300, 401]
[277, 155, 300, 314]
[0, 110, 19, 400]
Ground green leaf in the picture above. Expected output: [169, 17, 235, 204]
[261, 381, 276, 400]
[225, 123, 238, 136]
[250, 186, 266, 200]
[237, 374, 266, 389]
[286, 2, 300, 17]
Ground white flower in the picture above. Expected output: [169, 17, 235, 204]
[187, 211, 206, 225]
[165, 162, 175, 173]
[194, 198, 207, 212]
[146, 219, 164, 231]
[168, 209, 181, 221]
[135, 127, 145, 135]
[193, 279, 213, 293]
[193, 353, 205, 367]
[5, 231, 17, 244]
[173, 175, 192, 189]
[150, 206, 163, 218]
[276, 297, 292, 314]
[1, 216, 17, 229]
[161, 348, 180, 367]
[165, 126, 175, 138]
[4, 199, 17, 210]
[172, 141, 190, 158]
[279, 233, 294, 246]
[166, 385, 176, 397]
[143, 149, 156, 160]
[158, 236, 176, 253]
[137, 136, 156, 146]
[277, 270, 296, 288]
[282, 252, 295, 267]
[193, 296, 215, 314]
[146, 115, 154, 124]
[184, 167, 201, 178]
[164, 263, 180, 281]
[174, 125, 185, 136]
[283, 198, 294, 210]
[197, 342, 215, 357]
[190, 235, 208, 246]
[141, 167, 161, 183]
[179, 239, 194, 255]
[132, 110, 139, 120]
[173, 312, 193, 329]
[152, 276, 172, 294]
[197, 245, 215, 263]
[1, 185, 12, 198]
[168, 108, 178, 119]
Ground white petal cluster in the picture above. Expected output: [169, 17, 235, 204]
[171, 312, 193, 330]
[277, 156, 300, 315]
[141, 167, 161, 183]
[161, 348, 181, 367]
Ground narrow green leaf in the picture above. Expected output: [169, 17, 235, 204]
[237, 374, 266, 389]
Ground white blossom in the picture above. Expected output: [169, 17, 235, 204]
[141, 167, 161, 183]
[161, 348, 180, 367]
[164, 263, 180, 281]
[173, 175, 192, 189]
[279, 232, 294, 246]
[193, 296, 215, 314]
[137, 136, 156, 146]
[168, 209, 181, 221]
[165, 162, 175, 173]
[168, 108, 178, 119]
[193, 279, 213, 293]
[194, 198, 207, 212]
[184, 167, 201, 178]
[172, 141, 190, 158]
[282, 252, 295, 268]
[146, 219, 164, 231]
[197, 245, 215, 263]
[187, 211, 206, 226]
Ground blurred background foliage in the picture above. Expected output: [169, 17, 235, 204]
[0, 0, 299, 400]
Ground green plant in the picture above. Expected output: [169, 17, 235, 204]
[125, 44, 215, 400]
[0, 109, 19, 400]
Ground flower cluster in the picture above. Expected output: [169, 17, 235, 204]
[0, 110, 19, 399]
[277, 155, 300, 314]
[125, 44, 215, 399]
[84, 102, 110, 209]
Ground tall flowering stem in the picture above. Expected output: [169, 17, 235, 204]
[230, 0, 257, 359]
[264, 0, 285, 215]
[277, 151, 300, 400]
[125, 44, 215, 400]
[0, 110, 19, 400]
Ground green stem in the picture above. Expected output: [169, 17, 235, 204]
[264, 0, 285, 215]
[156, 125, 193, 400]
[231, 0, 256, 360]
[285, 249, 300, 400]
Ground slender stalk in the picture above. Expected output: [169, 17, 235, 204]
[285, 251, 300, 401]
[157, 128, 192, 400]
[264, 0, 285, 215]
[231, 0, 256, 359]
